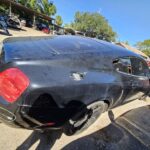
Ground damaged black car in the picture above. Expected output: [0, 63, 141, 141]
[0, 36, 149, 135]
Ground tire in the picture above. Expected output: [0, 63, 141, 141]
[64, 101, 108, 136]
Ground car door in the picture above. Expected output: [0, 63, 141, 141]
[126, 57, 150, 101]
[113, 57, 135, 102]
[113, 56, 149, 102]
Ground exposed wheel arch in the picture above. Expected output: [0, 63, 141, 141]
[63, 100, 108, 136]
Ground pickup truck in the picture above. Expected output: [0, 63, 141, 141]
[0, 36, 149, 135]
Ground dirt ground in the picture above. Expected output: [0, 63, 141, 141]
[0, 27, 49, 42]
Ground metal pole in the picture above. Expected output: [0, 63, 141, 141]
[9, 2, 12, 16]
[53, 20, 55, 35]
[33, 14, 36, 28]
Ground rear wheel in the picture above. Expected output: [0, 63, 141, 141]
[64, 101, 108, 136]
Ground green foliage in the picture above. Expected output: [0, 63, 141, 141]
[0, 6, 5, 12]
[29, 0, 37, 9]
[68, 12, 117, 42]
[136, 39, 150, 50]
[17, 0, 28, 6]
[0, 5, 8, 13]
[55, 15, 63, 26]
[40, 0, 56, 16]
[17, 0, 57, 16]
[136, 39, 150, 56]
[48, 4, 57, 16]
[142, 49, 150, 56]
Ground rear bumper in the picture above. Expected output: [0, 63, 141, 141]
[0, 106, 16, 122]
[0, 96, 19, 127]
[0, 96, 63, 129]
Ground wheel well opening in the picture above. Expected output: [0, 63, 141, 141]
[103, 100, 110, 106]
[65, 100, 87, 119]
[32, 94, 58, 108]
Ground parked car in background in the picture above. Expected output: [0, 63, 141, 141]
[42, 27, 50, 34]
[25, 20, 33, 28]
[53, 29, 65, 35]
[75, 30, 85, 36]
[0, 36, 149, 136]
[36, 23, 50, 34]
[64, 28, 75, 35]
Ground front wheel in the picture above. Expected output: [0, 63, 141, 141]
[63, 101, 108, 136]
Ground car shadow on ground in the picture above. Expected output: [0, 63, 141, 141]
[16, 105, 150, 150]
[16, 129, 63, 150]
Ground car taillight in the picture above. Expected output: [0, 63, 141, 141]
[0, 68, 30, 103]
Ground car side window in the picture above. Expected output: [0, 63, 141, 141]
[113, 57, 132, 74]
[131, 57, 149, 77]
[113, 57, 149, 77]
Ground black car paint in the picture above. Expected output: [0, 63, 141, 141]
[0, 36, 149, 129]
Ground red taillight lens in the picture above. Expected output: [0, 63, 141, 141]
[0, 68, 29, 103]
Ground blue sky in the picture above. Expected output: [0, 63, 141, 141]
[53, 0, 150, 45]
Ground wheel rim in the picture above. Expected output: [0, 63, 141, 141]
[69, 101, 104, 134]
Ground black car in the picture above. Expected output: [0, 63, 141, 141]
[0, 36, 149, 135]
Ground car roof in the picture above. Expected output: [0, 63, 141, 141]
[3, 35, 140, 62]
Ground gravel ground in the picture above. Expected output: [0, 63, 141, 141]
[0, 99, 149, 150]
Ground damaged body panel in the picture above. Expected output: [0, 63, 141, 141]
[0, 36, 149, 135]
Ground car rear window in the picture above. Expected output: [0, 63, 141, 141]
[44, 36, 103, 54]
[4, 36, 104, 61]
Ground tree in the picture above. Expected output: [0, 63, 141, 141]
[17, 0, 57, 16]
[29, 0, 37, 9]
[17, 0, 28, 6]
[48, 3, 57, 16]
[66, 12, 117, 42]
[0, 5, 7, 13]
[36, 0, 56, 16]
[142, 49, 150, 57]
[55, 15, 63, 26]
[136, 40, 150, 56]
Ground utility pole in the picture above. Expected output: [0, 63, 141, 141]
[9, 2, 12, 16]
